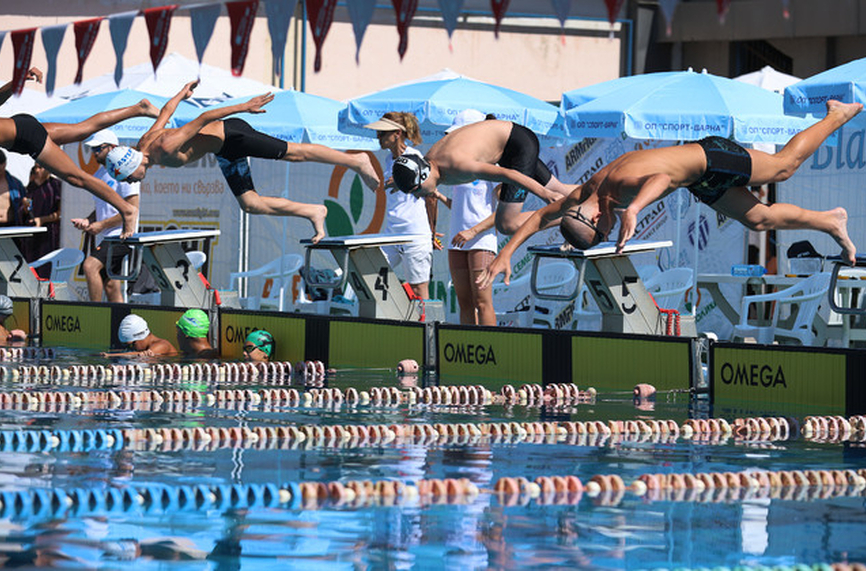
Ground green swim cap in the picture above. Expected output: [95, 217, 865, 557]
[176, 309, 210, 338]
[245, 329, 275, 357]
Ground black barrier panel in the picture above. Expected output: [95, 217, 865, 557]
[219, 309, 308, 364]
[328, 315, 426, 370]
[570, 330, 693, 392]
[845, 350, 866, 416]
[436, 323, 543, 387]
[710, 342, 862, 416]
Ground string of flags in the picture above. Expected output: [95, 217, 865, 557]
[0, 0, 793, 97]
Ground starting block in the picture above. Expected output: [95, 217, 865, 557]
[104, 229, 220, 309]
[0, 227, 76, 299]
[528, 240, 696, 337]
[301, 233, 424, 320]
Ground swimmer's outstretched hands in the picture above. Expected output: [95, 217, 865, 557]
[476, 255, 511, 290]
[180, 80, 199, 100]
[243, 93, 274, 114]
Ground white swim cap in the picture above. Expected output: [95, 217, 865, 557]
[445, 109, 486, 133]
[118, 314, 150, 344]
[105, 146, 143, 181]
[0, 295, 13, 317]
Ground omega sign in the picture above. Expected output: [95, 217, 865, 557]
[719, 362, 787, 389]
[443, 343, 497, 365]
[44, 315, 81, 333]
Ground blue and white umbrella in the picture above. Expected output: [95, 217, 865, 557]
[339, 76, 566, 144]
[784, 57, 866, 115]
[562, 69, 818, 144]
[36, 89, 178, 141]
[173, 89, 379, 150]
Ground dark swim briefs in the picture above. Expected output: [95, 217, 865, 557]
[687, 136, 752, 205]
[215, 118, 288, 196]
[498, 123, 553, 203]
[8, 114, 48, 160]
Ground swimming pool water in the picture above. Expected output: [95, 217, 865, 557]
[0, 350, 863, 569]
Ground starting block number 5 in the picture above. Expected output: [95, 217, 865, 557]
[588, 276, 640, 314]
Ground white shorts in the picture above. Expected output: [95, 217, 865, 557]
[382, 238, 433, 285]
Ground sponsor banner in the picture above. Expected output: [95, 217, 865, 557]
[329, 320, 424, 369]
[9, 299, 30, 336]
[220, 311, 306, 363]
[712, 345, 846, 413]
[438, 327, 543, 386]
[42, 303, 110, 349]
[572, 335, 691, 391]
[777, 113, 866, 282]
[129, 308, 187, 351]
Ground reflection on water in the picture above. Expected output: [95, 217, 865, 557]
[0, 354, 864, 569]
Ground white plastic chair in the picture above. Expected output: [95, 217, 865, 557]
[29, 248, 85, 283]
[532, 261, 578, 328]
[732, 272, 831, 346]
[185, 250, 207, 271]
[492, 271, 532, 327]
[229, 254, 304, 311]
[643, 267, 694, 312]
[573, 284, 603, 331]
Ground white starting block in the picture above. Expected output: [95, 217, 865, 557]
[104, 229, 220, 309]
[0, 227, 76, 299]
[528, 240, 696, 337]
[300, 233, 424, 320]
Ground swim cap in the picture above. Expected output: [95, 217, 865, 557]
[118, 314, 150, 344]
[392, 154, 430, 193]
[176, 309, 210, 339]
[0, 295, 13, 316]
[445, 109, 486, 133]
[105, 145, 143, 181]
[245, 330, 275, 358]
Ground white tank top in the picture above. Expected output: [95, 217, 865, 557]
[384, 146, 432, 238]
[447, 179, 497, 252]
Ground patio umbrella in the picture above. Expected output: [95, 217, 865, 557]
[36, 89, 178, 141]
[561, 69, 817, 145]
[339, 76, 566, 144]
[173, 89, 379, 150]
[784, 57, 866, 115]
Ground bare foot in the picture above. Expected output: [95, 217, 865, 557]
[308, 204, 327, 244]
[138, 99, 160, 118]
[120, 203, 139, 239]
[828, 207, 856, 265]
[354, 153, 381, 191]
[827, 100, 863, 124]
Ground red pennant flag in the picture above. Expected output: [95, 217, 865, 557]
[10, 28, 37, 97]
[305, 0, 337, 73]
[144, 5, 177, 72]
[716, 0, 731, 22]
[73, 17, 103, 84]
[227, 0, 258, 76]
[603, 0, 625, 25]
[490, 0, 509, 38]
[392, 0, 418, 60]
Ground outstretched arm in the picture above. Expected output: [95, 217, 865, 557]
[615, 173, 671, 253]
[476, 190, 580, 290]
[0, 67, 42, 107]
[146, 80, 199, 135]
[154, 92, 274, 157]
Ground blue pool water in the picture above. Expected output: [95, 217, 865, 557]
[0, 349, 863, 569]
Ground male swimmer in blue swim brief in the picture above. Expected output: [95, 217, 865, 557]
[477, 100, 863, 290]
[103, 81, 382, 244]
[390, 119, 575, 235]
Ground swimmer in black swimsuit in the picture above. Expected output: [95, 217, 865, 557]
[390, 119, 574, 235]
[0, 69, 159, 238]
[106, 80, 382, 244]
[478, 99, 864, 289]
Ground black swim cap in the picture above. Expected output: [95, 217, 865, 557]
[392, 154, 430, 193]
